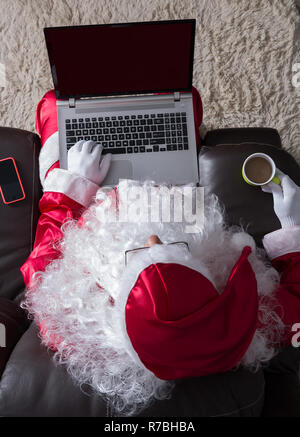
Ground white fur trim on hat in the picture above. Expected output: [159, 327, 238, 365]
[263, 226, 300, 260]
[39, 131, 59, 187]
[43, 168, 99, 208]
[116, 243, 216, 367]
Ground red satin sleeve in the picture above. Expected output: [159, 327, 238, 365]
[20, 192, 85, 288]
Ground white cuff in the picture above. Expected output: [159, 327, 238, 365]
[39, 131, 60, 187]
[263, 226, 300, 260]
[43, 168, 100, 208]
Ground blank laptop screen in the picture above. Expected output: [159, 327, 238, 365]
[44, 20, 195, 99]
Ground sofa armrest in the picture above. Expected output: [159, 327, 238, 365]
[262, 372, 300, 417]
[203, 127, 282, 148]
[0, 297, 30, 378]
[198, 141, 300, 244]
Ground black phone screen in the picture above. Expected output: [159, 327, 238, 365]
[0, 159, 24, 203]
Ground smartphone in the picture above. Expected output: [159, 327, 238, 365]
[0, 157, 25, 204]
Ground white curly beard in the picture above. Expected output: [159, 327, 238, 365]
[22, 180, 284, 416]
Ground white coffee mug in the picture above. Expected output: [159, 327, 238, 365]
[242, 153, 281, 186]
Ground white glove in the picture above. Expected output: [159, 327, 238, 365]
[67, 140, 112, 186]
[261, 169, 300, 228]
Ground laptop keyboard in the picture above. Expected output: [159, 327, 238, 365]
[65, 112, 188, 154]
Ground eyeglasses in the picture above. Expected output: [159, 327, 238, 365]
[124, 241, 189, 266]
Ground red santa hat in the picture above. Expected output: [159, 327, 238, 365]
[117, 244, 259, 380]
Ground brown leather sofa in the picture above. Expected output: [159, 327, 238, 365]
[0, 125, 299, 417]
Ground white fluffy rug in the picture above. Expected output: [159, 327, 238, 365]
[0, 0, 299, 162]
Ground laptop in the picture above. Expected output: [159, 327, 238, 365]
[44, 19, 199, 186]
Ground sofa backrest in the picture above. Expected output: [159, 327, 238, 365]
[0, 127, 42, 299]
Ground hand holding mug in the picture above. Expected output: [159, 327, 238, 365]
[261, 169, 300, 228]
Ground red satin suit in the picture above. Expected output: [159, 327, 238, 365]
[20, 88, 300, 378]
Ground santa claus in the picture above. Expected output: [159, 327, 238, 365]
[20, 91, 300, 416]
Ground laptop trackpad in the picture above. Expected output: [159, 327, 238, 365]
[102, 160, 133, 185]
